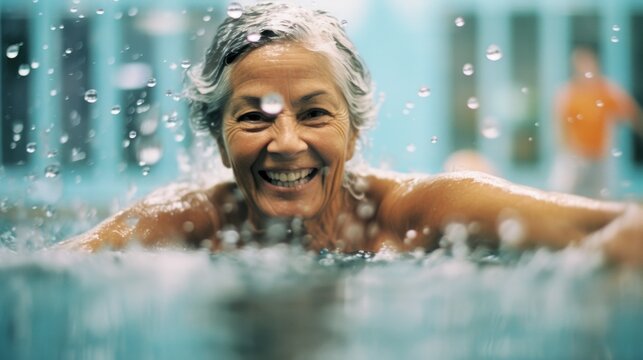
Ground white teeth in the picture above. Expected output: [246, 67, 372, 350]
[264, 169, 314, 187]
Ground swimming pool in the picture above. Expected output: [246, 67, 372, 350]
[2, 244, 642, 359]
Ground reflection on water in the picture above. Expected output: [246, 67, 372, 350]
[0, 246, 642, 359]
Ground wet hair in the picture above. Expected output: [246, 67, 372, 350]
[184, 2, 376, 141]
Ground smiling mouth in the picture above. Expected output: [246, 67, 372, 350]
[259, 168, 318, 188]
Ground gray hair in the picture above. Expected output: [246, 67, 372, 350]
[184, 2, 376, 141]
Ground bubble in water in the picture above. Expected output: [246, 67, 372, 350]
[111, 105, 121, 115]
[417, 86, 431, 98]
[44, 164, 60, 178]
[246, 32, 261, 42]
[406, 143, 416, 153]
[26, 142, 37, 153]
[612, 24, 621, 32]
[595, 99, 604, 108]
[227, 2, 243, 19]
[462, 63, 474, 76]
[18, 64, 31, 76]
[261, 92, 284, 114]
[6, 43, 21, 59]
[485, 44, 503, 61]
[466, 97, 479, 109]
[96, 8, 105, 15]
[454, 16, 465, 27]
[610, 35, 619, 43]
[84, 89, 98, 103]
[180, 60, 191, 69]
[146, 77, 157, 87]
[611, 148, 623, 157]
[480, 117, 500, 139]
[430, 135, 438, 144]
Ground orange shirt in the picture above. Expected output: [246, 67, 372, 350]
[558, 78, 633, 159]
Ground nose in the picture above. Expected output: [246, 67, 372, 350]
[266, 114, 308, 157]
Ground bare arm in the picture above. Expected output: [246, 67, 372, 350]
[382, 171, 643, 264]
[55, 183, 220, 252]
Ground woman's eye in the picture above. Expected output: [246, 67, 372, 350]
[301, 108, 329, 120]
[237, 112, 266, 122]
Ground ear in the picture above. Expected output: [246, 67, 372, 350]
[346, 129, 358, 160]
[216, 136, 231, 168]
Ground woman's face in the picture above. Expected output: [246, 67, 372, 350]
[220, 42, 356, 222]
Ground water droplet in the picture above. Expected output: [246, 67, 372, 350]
[430, 136, 438, 144]
[466, 97, 479, 109]
[128, 130, 137, 139]
[595, 99, 604, 108]
[612, 24, 621, 32]
[174, 131, 186, 142]
[406, 143, 416, 153]
[405, 101, 415, 109]
[227, 2, 243, 19]
[146, 77, 157, 87]
[64, 47, 72, 55]
[180, 60, 191, 69]
[13, 122, 24, 133]
[31, 61, 40, 69]
[50, 89, 57, 97]
[610, 35, 619, 43]
[584, 72, 594, 79]
[138, 144, 163, 165]
[6, 43, 21, 59]
[96, 8, 105, 15]
[454, 17, 465, 27]
[417, 86, 431, 98]
[44, 164, 60, 178]
[203, 15, 211, 22]
[47, 150, 57, 158]
[498, 217, 525, 247]
[111, 105, 121, 115]
[141, 165, 151, 176]
[480, 117, 500, 139]
[84, 89, 98, 103]
[462, 63, 474, 76]
[246, 32, 261, 42]
[485, 44, 503, 61]
[611, 148, 623, 157]
[18, 64, 31, 76]
[59, 133, 69, 144]
[521, 87, 529, 94]
[261, 92, 284, 114]
[26, 142, 37, 153]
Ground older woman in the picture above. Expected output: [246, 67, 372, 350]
[59, 3, 643, 265]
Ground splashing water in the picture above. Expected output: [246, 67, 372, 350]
[466, 97, 479, 110]
[84, 89, 98, 103]
[227, 3, 243, 19]
[462, 63, 474, 76]
[6, 43, 21, 59]
[18, 64, 31, 76]
[261, 92, 284, 115]
[485, 44, 503, 61]
[417, 86, 430, 98]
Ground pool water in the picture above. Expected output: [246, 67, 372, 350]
[1, 245, 642, 360]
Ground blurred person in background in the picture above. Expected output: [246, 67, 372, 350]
[549, 46, 643, 198]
